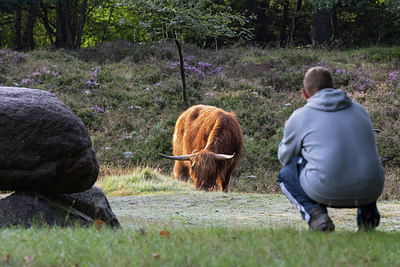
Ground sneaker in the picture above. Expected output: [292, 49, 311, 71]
[308, 204, 335, 232]
[357, 203, 380, 232]
[358, 220, 379, 232]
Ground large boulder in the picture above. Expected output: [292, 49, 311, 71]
[0, 87, 98, 193]
[0, 186, 120, 228]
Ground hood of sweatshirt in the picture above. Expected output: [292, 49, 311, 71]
[305, 88, 352, 112]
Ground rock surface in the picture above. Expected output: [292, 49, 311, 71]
[54, 186, 120, 228]
[0, 186, 120, 228]
[0, 87, 98, 193]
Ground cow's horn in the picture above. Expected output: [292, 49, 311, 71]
[214, 153, 235, 160]
[158, 153, 191, 161]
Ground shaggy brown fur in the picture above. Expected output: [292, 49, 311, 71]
[172, 105, 243, 191]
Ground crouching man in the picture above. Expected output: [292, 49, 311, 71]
[277, 66, 385, 232]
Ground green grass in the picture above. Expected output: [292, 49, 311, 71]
[4, 176, 400, 266]
[351, 46, 400, 62]
[1, 226, 400, 266]
[96, 167, 192, 196]
[3, 169, 400, 266]
[0, 43, 399, 197]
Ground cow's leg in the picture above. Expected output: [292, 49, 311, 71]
[216, 176, 225, 192]
[173, 161, 190, 181]
[218, 168, 233, 192]
[220, 177, 230, 192]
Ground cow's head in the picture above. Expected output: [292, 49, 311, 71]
[158, 151, 234, 189]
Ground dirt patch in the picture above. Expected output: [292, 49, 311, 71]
[109, 192, 400, 231]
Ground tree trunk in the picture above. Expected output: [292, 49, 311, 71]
[23, 3, 38, 50]
[54, 0, 74, 49]
[174, 38, 188, 108]
[76, 0, 88, 48]
[55, 1, 66, 48]
[330, 5, 337, 42]
[63, 0, 75, 49]
[101, 5, 115, 42]
[39, 2, 56, 48]
[14, 4, 22, 50]
[246, 0, 270, 44]
[40, 0, 91, 50]
[289, 0, 302, 47]
[279, 0, 290, 48]
[311, 7, 332, 47]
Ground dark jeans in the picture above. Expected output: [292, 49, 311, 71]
[277, 156, 380, 226]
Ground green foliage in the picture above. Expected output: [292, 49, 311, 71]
[2, 0, 400, 49]
[351, 46, 400, 62]
[118, 0, 252, 43]
[309, 0, 398, 10]
[118, 0, 253, 105]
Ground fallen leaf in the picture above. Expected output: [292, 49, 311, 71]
[23, 255, 34, 263]
[95, 220, 106, 230]
[159, 230, 170, 237]
[137, 228, 146, 235]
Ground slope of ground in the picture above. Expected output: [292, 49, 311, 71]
[109, 193, 400, 232]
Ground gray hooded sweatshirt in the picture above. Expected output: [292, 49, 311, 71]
[278, 88, 384, 207]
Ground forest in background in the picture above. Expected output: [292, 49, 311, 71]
[1, 0, 400, 51]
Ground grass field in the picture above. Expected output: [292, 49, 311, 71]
[1, 190, 400, 266]
[2, 226, 400, 266]
[1, 43, 399, 197]
[2, 172, 400, 266]
[1, 43, 399, 266]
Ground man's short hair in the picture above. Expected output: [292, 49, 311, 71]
[303, 67, 333, 95]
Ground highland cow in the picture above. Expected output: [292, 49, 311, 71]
[159, 104, 243, 191]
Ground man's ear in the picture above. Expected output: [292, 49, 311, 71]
[302, 88, 311, 99]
